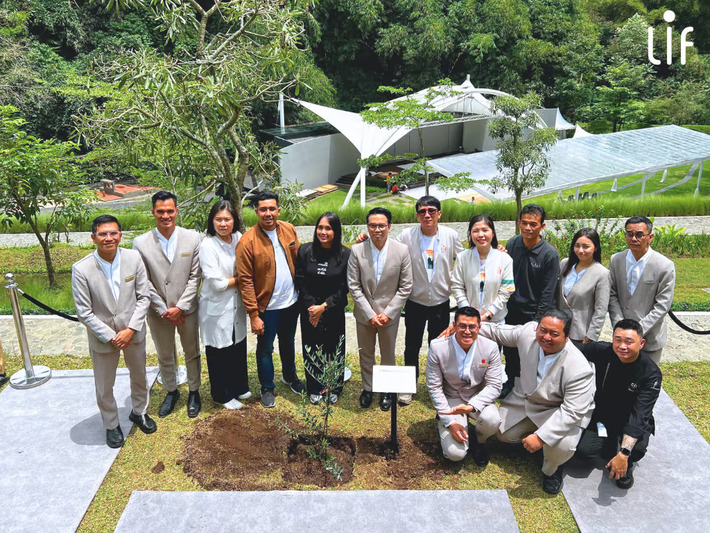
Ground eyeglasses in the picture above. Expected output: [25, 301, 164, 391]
[456, 323, 480, 332]
[625, 231, 650, 240]
[367, 224, 388, 230]
[417, 208, 439, 215]
[96, 231, 120, 238]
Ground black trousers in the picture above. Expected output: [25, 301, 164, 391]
[575, 426, 650, 465]
[300, 310, 346, 395]
[502, 309, 534, 382]
[403, 299, 451, 380]
[205, 337, 249, 404]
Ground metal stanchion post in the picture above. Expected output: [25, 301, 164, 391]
[4, 273, 51, 389]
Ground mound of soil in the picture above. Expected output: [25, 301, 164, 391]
[182, 408, 461, 491]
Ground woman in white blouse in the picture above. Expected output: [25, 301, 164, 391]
[198, 200, 250, 409]
[451, 214, 515, 322]
[557, 228, 610, 346]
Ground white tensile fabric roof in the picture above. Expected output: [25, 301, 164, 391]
[402, 125, 710, 202]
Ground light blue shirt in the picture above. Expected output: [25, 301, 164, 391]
[453, 338, 477, 383]
[94, 249, 121, 303]
[369, 238, 389, 285]
[563, 266, 587, 297]
[625, 248, 651, 295]
[537, 346, 563, 386]
[155, 228, 178, 263]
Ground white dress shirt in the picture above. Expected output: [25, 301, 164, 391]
[537, 346, 563, 386]
[94, 249, 121, 303]
[626, 248, 651, 295]
[369, 238, 390, 285]
[155, 228, 178, 263]
[453, 338, 478, 384]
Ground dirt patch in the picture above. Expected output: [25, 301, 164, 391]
[151, 461, 165, 474]
[183, 408, 462, 490]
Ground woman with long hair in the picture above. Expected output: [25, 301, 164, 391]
[295, 212, 351, 404]
[557, 227, 610, 345]
[198, 200, 250, 409]
[451, 214, 515, 322]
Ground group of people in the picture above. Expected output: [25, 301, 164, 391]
[72, 190, 674, 495]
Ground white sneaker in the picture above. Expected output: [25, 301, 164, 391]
[397, 393, 413, 405]
[237, 391, 252, 401]
[222, 398, 244, 410]
[309, 394, 322, 405]
[328, 392, 339, 404]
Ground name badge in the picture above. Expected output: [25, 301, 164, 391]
[124, 275, 135, 282]
[181, 252, 191, 257]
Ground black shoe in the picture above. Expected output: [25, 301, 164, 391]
[471, 433, 490, 467]
[616, 462, 635, 489]
[542, 466, 564, 494]
[498, 382, 514, 400]
[129, 412, 158, 434]
[187, 390, 201, 418]
[379, 393, 393, 412]
[106, 426, 125, 448]
[158, 390, 180, 418]
[359, 390, 373, 408]
[281, 376, 305, 394]
[0, 373, 9, 387]
[261, 387, 276, 408]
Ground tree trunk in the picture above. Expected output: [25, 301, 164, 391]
[418, 128, 429, 196]
[30, 223, 57, 289]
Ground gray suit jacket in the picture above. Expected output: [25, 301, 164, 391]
[347, 239, 413, 325]
[426, 335, 502, 426]
[608, 249, 675, 351]
[480, 322, 595, 446]
[557, 259, 610, 342]
[71, 249, 150, 353]
[133, 226, 202, 316]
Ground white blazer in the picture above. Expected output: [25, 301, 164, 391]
[198, 233, 247, 348]
[451, 247, 515, 323]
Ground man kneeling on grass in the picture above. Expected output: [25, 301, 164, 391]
[427, 307, 502, 466]
[574, 319, 662, 490]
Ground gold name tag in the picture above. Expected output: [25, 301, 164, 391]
[181, 252, 191, 257]
[124, 275, 135, 282]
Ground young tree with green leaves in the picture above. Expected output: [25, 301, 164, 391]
[72, 0, 328, 230]
[0, 105, 92, 288]
[488, 92, 558, 225]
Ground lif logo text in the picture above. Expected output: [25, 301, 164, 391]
[648, 10, 693, 65]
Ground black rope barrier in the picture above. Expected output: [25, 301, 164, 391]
[17, 289, 80, 322]
[668, 310, 710, 335]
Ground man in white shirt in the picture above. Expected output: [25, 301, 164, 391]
[133, 191, 203, 418]
[348, 207, 412, 411]
[427, 307, 502, 466]
[72, 215, 156, 448]
[608, 216, 675, 365]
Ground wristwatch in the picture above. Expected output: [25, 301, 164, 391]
[620, 447, 631, 457]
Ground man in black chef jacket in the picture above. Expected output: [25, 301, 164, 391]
[575, 318, 662, 490]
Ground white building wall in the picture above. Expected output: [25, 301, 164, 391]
[280, 133, 360, 189]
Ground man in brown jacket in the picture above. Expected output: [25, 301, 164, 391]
[236, 191, 305, 408]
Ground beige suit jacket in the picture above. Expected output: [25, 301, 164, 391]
[608, 249, 675, 351]
[557, 259, 610, 341]
[426, 335, 502, 426]
[480, 322, 595, 446]
[71, 249, 150, 353]
[132, 226, 202, 316]
[347, 239, 413, 325]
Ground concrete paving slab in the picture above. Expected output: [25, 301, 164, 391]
[0, 367, 158, 533]
[563, 390, 710, 533]
[115, 489, 519, 533]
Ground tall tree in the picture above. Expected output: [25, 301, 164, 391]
[488, 92, 557, 225]
[0, 105, 92, 288]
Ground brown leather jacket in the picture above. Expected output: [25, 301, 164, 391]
[236, 220, 300, 318]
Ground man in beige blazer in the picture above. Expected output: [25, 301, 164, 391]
[609, 216, 675, 365]
[479, 308, 595, 494]
[427, 307, 501, 466]
[348, 207, 412, 411]
[133, 191, 203, 418]
[72, 215, 157, 448]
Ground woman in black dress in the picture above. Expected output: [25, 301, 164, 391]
[295, 212, 351, 404]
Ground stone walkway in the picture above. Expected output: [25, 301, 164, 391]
[1, 313, 709, 362]
[1, 215, 710, 248]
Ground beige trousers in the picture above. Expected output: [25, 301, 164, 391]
[497, 416, 584, 476]
[147, 310, 201, 392]
[90, 339, 149, 430]
[355, 317, 400, 391]
[437, 402, 501, 462]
